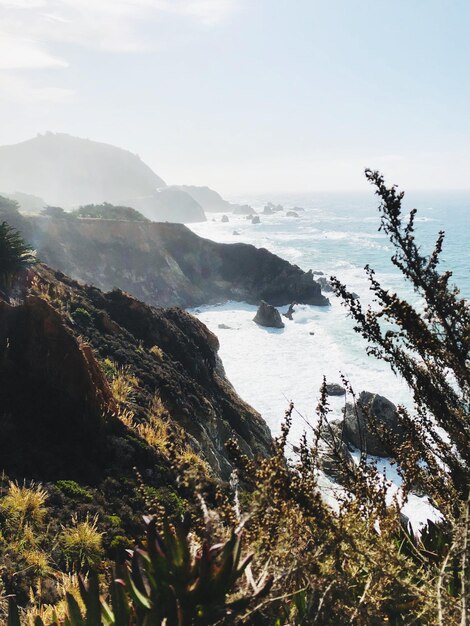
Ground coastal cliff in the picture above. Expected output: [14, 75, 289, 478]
[0, 264, 272, 482]
[29, 217, 329, 308]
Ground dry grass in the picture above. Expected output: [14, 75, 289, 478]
[23, 549, 52, 577]
[110, 364, 138, 403]
[178, 446, 212, 480]
[149, 345, 164, 360]
[137, 416, 171, 458]
[61, 515, 103, 570]
[1, 482, 48, 530]
[24, 574, 83, 626]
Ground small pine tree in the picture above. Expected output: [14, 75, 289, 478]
[0, 221, 36, 294]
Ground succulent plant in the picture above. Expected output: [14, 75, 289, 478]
[8, 516, 271, 626]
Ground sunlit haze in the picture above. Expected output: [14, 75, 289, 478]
[0, 0, 469, 194]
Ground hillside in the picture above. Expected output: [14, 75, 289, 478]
[0, 133, 205, 223]
[174, 185, 232, 212]
[27, 216, 329, 308]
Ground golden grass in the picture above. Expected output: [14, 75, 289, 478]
[1, 482, 48, 530]
[178, 446, 212, 480]
[137, 416, 171, 458]
[149, 345, 164, 360]
[61, 515, 103, 569]
[110, 365, 138, 403]
[24, 574, 83, 626]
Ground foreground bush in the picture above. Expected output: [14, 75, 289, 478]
[8, 516, 270, 626]
[3, 171, 469, 624]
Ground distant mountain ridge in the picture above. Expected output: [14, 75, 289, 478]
[0, 133, 206, 223]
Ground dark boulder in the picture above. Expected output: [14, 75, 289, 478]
[251, 215, 261, 224]
[325, 383, 346, 397]
[253, 301, 285, 329]
[221, 215, 229, 223]
[286, 211, 299, 218]
[342, 391, 406, 457]
[283, 303, 296, 320]
[263, 205, 274, 215]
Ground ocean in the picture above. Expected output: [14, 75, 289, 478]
[187, 189, 469, 525]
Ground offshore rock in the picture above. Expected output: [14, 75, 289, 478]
[253, 301, 285, 328]
[325, 383, 346, 396]
[343, 390, 406, 457]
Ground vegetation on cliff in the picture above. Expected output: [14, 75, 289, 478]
[1, 171, 469, 624]
[70, 203, 150, 222]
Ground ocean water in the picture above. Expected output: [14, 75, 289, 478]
[187, 190, 469, 525]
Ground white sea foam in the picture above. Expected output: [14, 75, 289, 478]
[188, 195, 468, 528]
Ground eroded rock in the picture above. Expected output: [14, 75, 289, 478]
[253, 301, 285, 328]
[342, 390, 406, 457]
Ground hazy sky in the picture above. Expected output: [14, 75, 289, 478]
[0, 0, 469, 194]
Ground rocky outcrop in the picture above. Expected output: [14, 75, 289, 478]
[325, 383, 346, 397]
[221, 215, 229, 223]
[28, 218, 329, 308]
[253, 301, 285, 328]
[286, 211, 299, 218]
[135, 187, 206, 223]
[251, 215, 261, 224]
[342, 391, 405, 457]
[173, 185, 231, 213]
[0, 293, 115, 478]
[20, 265, 273, 480]
[283, 303, 296, 320]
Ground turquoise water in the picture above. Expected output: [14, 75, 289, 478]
[188, 189, 469, 438]
[231, 189, 470, 298]
[189, 190, 467, 526]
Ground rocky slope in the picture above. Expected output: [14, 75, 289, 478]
[0, 264, 272, 482]
[28, 217, 329, 308]
[172, 185, 255, 215]
[0, 134, 205, 223]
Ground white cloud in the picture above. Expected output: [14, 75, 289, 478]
[0, 36, 67, 70]
[0, 72, 75, 103]
[0, 0, 239, 54]
[0, 0, 238, 102]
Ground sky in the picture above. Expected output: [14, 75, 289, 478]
[0, 0, 469, 195]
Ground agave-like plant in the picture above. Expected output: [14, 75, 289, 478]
[8, 517, 271, 626]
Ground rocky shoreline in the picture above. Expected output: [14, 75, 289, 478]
[26, 217, 330, 309]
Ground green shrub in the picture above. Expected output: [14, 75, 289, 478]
[71, 203, 149, 222]
[56, 481, 93, 502]
[71, 307, 92, 325]
[100, 357, 118, 381]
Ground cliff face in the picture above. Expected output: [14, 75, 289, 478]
[0, 265, 272, 481]
[30, 218, 329, 308]
[0, 293, 115, 479]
